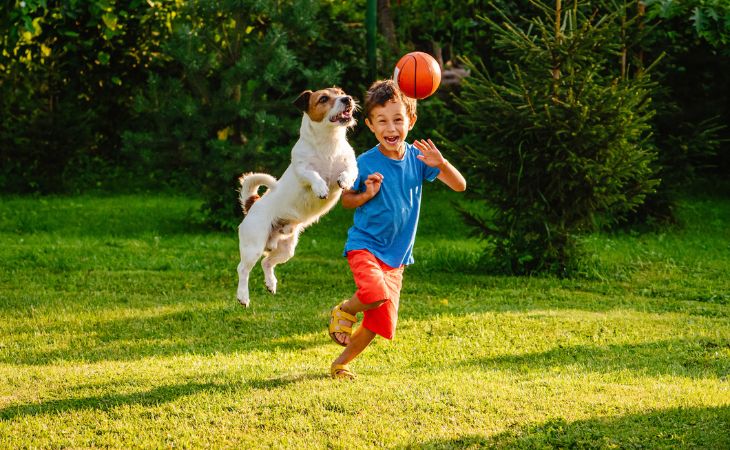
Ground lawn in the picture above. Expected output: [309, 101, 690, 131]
[0, 186, 728, 448]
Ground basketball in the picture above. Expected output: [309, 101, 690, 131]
[393, 52, 441, 99]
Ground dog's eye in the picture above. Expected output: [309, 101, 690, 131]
[318, 96, 329, 104]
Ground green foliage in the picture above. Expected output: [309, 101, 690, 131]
[615, 0, 730, 224]
[122, 0, 367, 229]
[389, 0, 540, 64]
[647, 0, 730, 51]
[390, 0, 494, 64]
[0, 0, 173, 192]
[645, 0, 730, 176]
[1, 0, 727, 236]
[452, 1, 659, 274]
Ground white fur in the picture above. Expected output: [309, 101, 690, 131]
[236, 91, 357, 307]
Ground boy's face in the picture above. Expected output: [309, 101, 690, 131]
[365, 99, 416, 155]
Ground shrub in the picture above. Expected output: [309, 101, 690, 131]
[0, 1, 171, 193]
[627, 0, 730, 223]
[452, 1, 659, 274]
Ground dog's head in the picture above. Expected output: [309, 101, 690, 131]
[294, 87, 356, 128]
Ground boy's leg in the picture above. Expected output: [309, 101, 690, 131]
[331, 324, 377, 370]
[332, 294, 385, 346]
[330, 295, 386, 377]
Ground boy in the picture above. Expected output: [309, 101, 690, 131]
[328, 79, 467, 379]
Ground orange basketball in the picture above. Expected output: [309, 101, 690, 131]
[394, 52, 441, 99]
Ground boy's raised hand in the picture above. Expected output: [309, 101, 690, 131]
[364, 172, 384, 198]
[414, 139, 446, 167]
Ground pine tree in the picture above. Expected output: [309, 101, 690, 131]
[453, 0, 659, 274]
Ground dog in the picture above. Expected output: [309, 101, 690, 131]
[236, 87, 358, 307]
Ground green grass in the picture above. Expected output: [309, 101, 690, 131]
[1, 186, 728, 448]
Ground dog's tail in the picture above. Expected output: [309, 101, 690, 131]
[239, 173, 277, 215]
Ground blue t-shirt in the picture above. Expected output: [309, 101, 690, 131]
[344, 142, 440, 267]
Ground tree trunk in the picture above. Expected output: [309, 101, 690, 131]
[377, 0, 398, 55]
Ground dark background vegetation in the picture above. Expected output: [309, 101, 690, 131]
[1, 0, 728, 272]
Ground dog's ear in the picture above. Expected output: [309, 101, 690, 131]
[294, 90, 313, 112]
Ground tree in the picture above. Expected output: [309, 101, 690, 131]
[644, 0, 730, 192]
[0, 0, 172, 192]
[452, 0, 659, 274]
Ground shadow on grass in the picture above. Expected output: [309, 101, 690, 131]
[402, 272, 729, 320]
[456, 338, 730, 380]
[7, 291, 729, 386]
[2, 212, 726, 367]
[413, 405, 730, 449]
[0, 373, 325, 421]
[4, 261, 728, 366]
[2, 298, 341, 365]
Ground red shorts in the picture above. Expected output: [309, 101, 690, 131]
[347, 249, 404, 340]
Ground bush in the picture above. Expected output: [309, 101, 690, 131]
[626, 0, 730, 223]
[451, 1, 659, 274]
[0, 1, 171, 193]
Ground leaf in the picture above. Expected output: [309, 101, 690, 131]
[690, 7, 705, 35]
[217, 127, 230, 141]
[706, 7, 720, 21]
[97, 51, 110, 65]
[102, 13, 118, 30]
[31, 17, 43, 37]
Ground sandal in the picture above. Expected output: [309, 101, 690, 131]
[328, 301, 357, 347]
[330, 363, 356, 380]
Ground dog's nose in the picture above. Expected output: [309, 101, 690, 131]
[340, 96, 352, 106]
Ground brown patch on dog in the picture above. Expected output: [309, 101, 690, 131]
[304, 87, 346, 123]
[243, 194, 260, 215]
[271, 218, 295, 235]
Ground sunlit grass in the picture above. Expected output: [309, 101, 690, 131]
[0, 186, 728, 448]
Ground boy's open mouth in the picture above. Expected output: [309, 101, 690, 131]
[331, 107, 353, 124]
[384, 136, 399, 145]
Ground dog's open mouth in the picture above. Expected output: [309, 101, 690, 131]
[330, 107, 354, 125]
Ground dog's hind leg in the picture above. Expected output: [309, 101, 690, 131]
[237, 223, 268, 307]
[236, 259, 255, 307]
[261, 228, 300, 295]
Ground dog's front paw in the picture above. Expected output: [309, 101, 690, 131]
[337, 172, 356, 190]
[312, 180, 329, 199]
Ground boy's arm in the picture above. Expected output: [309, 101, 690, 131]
[341, 189, 373, 209]
[341, 172, 384, 209]
[414, 139, 467, 192]
[435, 160, 467, 192]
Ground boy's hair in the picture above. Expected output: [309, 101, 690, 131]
[364, 79, 417, 120]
